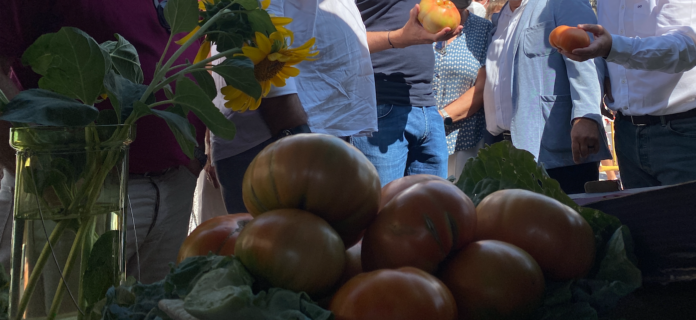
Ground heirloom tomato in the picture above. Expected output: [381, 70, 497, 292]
[177, 213, 253, 263]
[549, 25, 591, 52]
[242, 134, 380, 248]
[439, 240, 545, 320]
[235, 209, 346, 297]
[379, 174, 447, 209]
[475, 189, 595, 280]
[362, 180, 477, 273]
[418, 0, 461, 34]
[330, 267, 457, 320]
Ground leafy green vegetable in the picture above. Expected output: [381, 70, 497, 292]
[457, 142, 641, 320]
[101, 255, 332, 320]
[164, 0, 200, 35]
[0, 89, 99, 126]
[100, 34, 144, 84]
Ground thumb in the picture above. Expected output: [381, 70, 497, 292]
[578, 24, 603, 37]
[411, 4, 420, 21]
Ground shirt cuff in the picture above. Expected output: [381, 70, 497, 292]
[605, 35, 633, 65]
[265, 77, 297, 98]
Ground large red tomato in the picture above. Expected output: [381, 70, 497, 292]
[476, 189, 595, 280]
[439, 240, 545, 320]
[177, 213, 253, 264]
[549, 25, 591, 52]
[242, 134, 381, 247]
[362, 180, 477, 273]
[418, 0, 461, 34]
[234, 209, 346, 297]
[330, 267, 457, 320]
[379, 174, 448, 210]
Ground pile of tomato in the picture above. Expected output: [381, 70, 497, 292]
[178, 134, 597, 320]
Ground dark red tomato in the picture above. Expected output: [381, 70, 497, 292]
[242, 134, 381, 248]
[177, 213, 253, 264]
[439, 240, 545, 320]
[340, 242, 363, 286]
[379, 174, 448, 210]
[361, 180, 477, 273]
[235, 209, 346, 297]
[476, 189, 595, 280]
[330, 267, 457, 320]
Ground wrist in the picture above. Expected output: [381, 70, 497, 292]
[390, 29, 405, 48]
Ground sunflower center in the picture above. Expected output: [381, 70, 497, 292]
[255, 58, 286, 82]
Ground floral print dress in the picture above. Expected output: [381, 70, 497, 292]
[433, 13, 492, 155]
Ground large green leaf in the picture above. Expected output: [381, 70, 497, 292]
[212, 56, 261, 100]
[235, 0, 259, 10]
[103, 71, 149, 123]
[173, 77, 236, 140]
[83, 230, 120, 305]
[33, 27, 111, 106]
[151, 107, 198, 159]
[164, 0, 200, 35]
[191, 70, 218, 100]
[21, 33, 55, 75]
[100, 34, 144, 84]
[247, 9, 277, 37]
[0, 89, 98, 126]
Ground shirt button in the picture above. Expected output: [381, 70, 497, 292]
[620, 29, 624, 35]
[621, 79, 627, 84]
[623, 106, 628, 110]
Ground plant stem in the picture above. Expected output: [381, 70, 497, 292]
[147, 99, 177, 109]
[13, 220, 70, 320]
[147, 48, 240, 96]
[47, 216, 94, 320]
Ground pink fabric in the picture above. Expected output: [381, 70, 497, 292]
[0, 0, 206, 173]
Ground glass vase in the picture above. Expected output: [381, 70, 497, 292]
[8, 125, 134, 320]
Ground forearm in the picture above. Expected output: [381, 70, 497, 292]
[442, 67, 486, 122]
[607, 32, 696, 73]
[257, 93, 308, 137]
[0, 56, 19, 174]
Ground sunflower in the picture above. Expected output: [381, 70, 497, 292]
[221, 31, 317, 111]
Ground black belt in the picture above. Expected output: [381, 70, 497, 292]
[501, 131, 512, 141]
[616, 108, 696, 126]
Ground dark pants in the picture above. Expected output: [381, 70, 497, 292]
[487, 131, 598, 194]
[614, 115, 696, 189]
[214, 138, 276, 214]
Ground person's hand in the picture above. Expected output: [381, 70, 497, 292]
[570, 118, 601, 164]
[203, 158, 219, 189]
[393, 4, 464, 47]
[601, 77, 615, 119]
[557, 24, 613, 62]
[185, 158, 204, 177]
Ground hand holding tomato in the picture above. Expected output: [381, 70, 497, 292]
[557, 24, 614, 62]
[549, 25, 591, 55]
[390, 4, 463, 48]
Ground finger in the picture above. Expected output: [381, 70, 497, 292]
[589, 138, 600, 155]
[580, 140, 589, 160]
[435, 27, 453, 39]
[561, 51, 588, 62]
[577, 24, 603, 37]
[572, 139, 581, 164]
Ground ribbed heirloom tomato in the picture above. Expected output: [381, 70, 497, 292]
[242, 134, 380, 248]
[234, 209, 346, 297]
[362, 179, 477, 273]
[330, 267, 457, 320]
[475, 189, 595, 280]
[549, 25, 591, 52]
[439, 240, 545, 320]
[418, 0, 461, 34]
[177, 213, 253, 263]
[379, 174, 448, 209]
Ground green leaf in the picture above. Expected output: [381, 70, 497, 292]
[212, 56, 261, 99]
[247, 9, 277, 36]
[215, 32, 245, 52]
[100, 34, 144, 84]
[21, 33, 55, 75]
[235, 0, 259, 10]
[164, 0, 200, 35]
[34, 27, 111, 106]
[96, 109, 120, 125]
[151, 107, 198, 159]
[83, 230, 120, 305]
[0, 89, 99, 126]
[173, 76, 236, 140]
[0, 89, 8, 112]
[192, 70, 218, 100]
[103, 71, 149, 122]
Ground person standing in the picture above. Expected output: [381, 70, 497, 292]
[558, 1, 696, 188]
[354, 0, 463, 187]
[208, 0, 378, 214]
[483, 0, 611, 194]
[433, 0, 492, 181]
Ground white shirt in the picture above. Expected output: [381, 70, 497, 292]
[210, 0, 378, 162]
[468, 1, 487, 18]
[483, 0, 528, 135]
[598, 0, 696, 116]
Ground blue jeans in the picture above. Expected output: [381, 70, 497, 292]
[615, 115, 696, 189]
[352, 104, 448, 187]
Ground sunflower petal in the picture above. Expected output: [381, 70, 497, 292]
[271, 16, 293, 26]
[255, 32, 272, 55]
[261, 0, 271, 9]
[270, 75, 286, 87]
[281, 66, 300, 77]
[175, 26, 201, 45]
[248, 96, 263, 111]
[194, 40, 211, 64]
[242, 46, 267, 65]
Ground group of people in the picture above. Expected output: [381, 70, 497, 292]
[1, 0, 695, 284]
